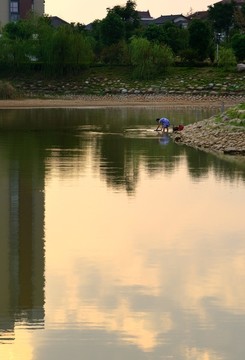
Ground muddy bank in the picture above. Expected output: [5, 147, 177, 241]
[0, 94, 244, 108]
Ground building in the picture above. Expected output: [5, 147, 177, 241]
[50, 16, 70, 28]
[153, 14, 189, 28]
[137, 10, 154, 26]
[137, 11, 189, 28]
[187, 11, 209, 21]
[213, 0, 245, 7]
[0, 0, 44, 27]
[220, 0, 245, 4]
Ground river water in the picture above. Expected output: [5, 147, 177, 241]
[0, 106, 245, 360]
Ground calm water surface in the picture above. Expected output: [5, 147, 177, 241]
[0, 107, 245, 360]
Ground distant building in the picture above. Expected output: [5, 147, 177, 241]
[153, 14, 189, 28]
[222, 0, 245, 4]
[137, 11, 189, 28]
[187, 0, 245, 21]
[50, 16, 69, 28]
[137, 10, 154, 26]
[214, 0, 245, 7]
[0, 0, 44, 26]
[187, 11, 208, 21]
[137, 10, 153, 20]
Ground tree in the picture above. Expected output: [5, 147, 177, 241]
[88, 1, 140, 61]
[88, 20, 103, 59]
[142, 22, 188, 56]
[3, 19, 34, 40]
[1, 18, 36, 67]
[0, 15, 55, 69]
[208, 2, 235, 39]
[100, 12, 125, 46]
[107, 0, 140, 40]
[188, 20, 212, 61]
[142, 24, 166, 44]
[231, 33, 245, 61]
[233, 6, 245, 32]
[46, 25, 93, 74]
[129, 37, 173, 79]
[161, 22, 189, 55]
[100, 40, 129, 64]
[218, 47, 236, 70]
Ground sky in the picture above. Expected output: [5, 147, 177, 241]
[44, 0, 216, 25]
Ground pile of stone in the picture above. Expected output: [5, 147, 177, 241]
[172, 112, 245, 156]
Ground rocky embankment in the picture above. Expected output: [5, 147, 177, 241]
[172, 103, 245, 158]
[13, 74, 245, 99]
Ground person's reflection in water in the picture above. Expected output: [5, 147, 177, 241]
[159, 133, 170, 146]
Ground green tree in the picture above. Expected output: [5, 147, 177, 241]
[188, 20, 212, 61]
[100, 12, 125, 46]
[129, 37, 173, 79]
[233, 6, 245, 32]
[3, 19, 34, 40]
[218, 46, 236, 70]
[88, 20, 104, 60]
[231, 33, 245, 61]
[162, 21, 189, 55]
[88, 1, 140, 62]
[108, 0, 140, 40]
[33, 16, 54, 67]
[1, 19, 35, 67]
[142, 24, 166, 44]
[46, 26, 93, 74]
[100, 40, 129, 65]
[208, 2, 235, 38]
[142, 22, 188, 56]
[0, 15, 54, 69]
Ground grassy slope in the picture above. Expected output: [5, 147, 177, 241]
[0, 65, 245, 98]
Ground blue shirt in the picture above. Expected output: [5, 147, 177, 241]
[159, 118, 170, 127]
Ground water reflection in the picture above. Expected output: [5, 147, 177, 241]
[0, 105, 224, 131]
[0, 134, 45, 345]
[0, 107, 244, 360]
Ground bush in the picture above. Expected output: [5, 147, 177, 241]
[217, 46, 236, 70]
[129, 37, 173, 80]
[231, 33, 245, 62]
[179, 48, 198, 64]
[0, 81, 18, 99]
[100, 41, 129, 65]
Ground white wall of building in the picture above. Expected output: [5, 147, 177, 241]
[0, 0, 9, 27]
[34, 0, 45, 16]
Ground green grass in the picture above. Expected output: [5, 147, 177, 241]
[215, 103, 245, 127]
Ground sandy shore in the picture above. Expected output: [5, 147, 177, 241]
[0, 94, 244, 108]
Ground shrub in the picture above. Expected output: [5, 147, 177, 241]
[129, 37, 173, 79]
[100, 41, 129, 65]
[231, 33, 245, 62]
[217, 46, 236, 70]
[0, 81, 18, 99]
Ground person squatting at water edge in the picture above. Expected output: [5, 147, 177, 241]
[155, 118, 170, 133]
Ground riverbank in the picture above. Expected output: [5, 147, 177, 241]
[171, 102, 245, 162]
[0, 93, 244, 108]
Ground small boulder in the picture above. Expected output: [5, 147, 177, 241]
[237, 63, 245, 72]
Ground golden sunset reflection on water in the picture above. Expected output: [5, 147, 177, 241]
[42, 153, 245, 356]
[1, 115, 245, 360]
